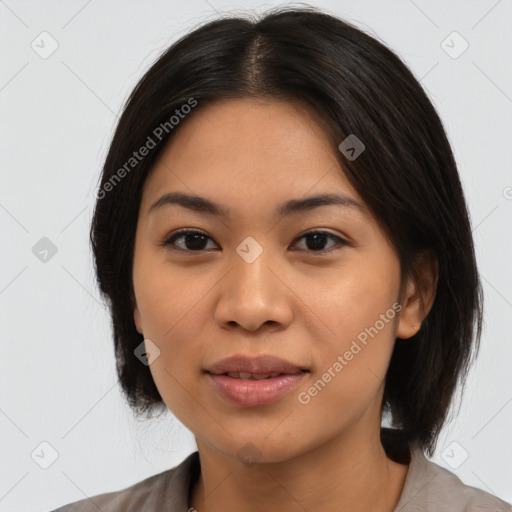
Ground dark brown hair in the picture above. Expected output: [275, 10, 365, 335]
[90, 5, 483, 457]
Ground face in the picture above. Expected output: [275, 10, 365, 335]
[132, 98, 422, 463]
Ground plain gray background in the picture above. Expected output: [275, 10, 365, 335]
[1, 1, 511, 510]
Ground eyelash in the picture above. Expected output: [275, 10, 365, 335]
[160, 229, 348, 255]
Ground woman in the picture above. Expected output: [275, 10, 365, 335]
[51, 6, 512, 511]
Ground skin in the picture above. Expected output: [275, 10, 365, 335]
[132, 98, 438, 512]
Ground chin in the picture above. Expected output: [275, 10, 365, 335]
[200, 432, 307, 466]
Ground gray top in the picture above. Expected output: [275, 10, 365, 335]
[49, 429, 512, 511]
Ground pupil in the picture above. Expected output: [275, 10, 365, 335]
[186, 233, 207, 250]
[307, 233, 327, 251]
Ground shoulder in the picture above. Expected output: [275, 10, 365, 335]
[396, 443, 512, 512]
[47, 452, 199, 512]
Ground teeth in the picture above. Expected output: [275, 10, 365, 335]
[252, 373, 271, 380]
[225, 372, 283, 379]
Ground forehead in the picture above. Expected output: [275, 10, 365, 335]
[140, 98, 366, 218]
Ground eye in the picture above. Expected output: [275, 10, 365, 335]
[161, 229, 218, 252]
[160, 229, 347, 254]
[291, 230, 347, 253]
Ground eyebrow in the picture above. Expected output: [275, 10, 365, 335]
[148, 191, 366, 218]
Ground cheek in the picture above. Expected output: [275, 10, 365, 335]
[303, 269, 399, 406]
[134, 248, 208, 337]
[298, 319, 397, 437]
[132, 261, 206, 409]
[136, 281, 205, 361]
[315, 262, 399, 346]
[136, 268, 208, 421]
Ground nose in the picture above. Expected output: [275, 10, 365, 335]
[214, 243, 293, 333]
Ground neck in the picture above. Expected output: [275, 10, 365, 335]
[189, 424, 409, 512]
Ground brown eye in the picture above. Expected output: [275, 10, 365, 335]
[291, 231, 347, 253]
[160, 229, 347, 254]
[162, 230, 218, 252]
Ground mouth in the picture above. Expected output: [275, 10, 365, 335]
[213, 371, 305, 380]
[204, 354, 310, 407]
[205, 353, 309, 376]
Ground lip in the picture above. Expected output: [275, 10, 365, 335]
[205, 354, 307, 375]
[205, 354, 309, 407]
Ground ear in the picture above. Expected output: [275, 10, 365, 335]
[396, 249, 438, 340]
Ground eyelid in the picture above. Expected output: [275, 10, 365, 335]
[160, 229, 216, 253]
[160, 228, 349, 254]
